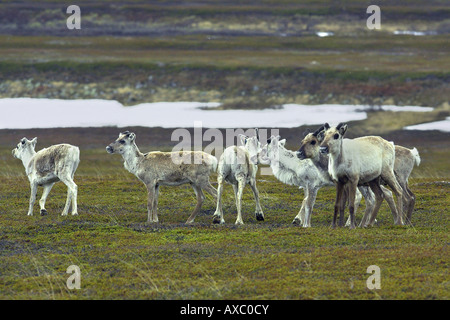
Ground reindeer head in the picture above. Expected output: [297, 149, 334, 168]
[106, 131, 136, 155]
[259, 135, 284, 165]
[239, 128, 262, 165]
[12, 137, 37, 160]
[319, 123, 347, 155]
[297, 125, 326, 160]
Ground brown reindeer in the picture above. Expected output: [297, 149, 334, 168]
[107, 131, 217, 224]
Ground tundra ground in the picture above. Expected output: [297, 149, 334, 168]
[0, 127, 448, 300]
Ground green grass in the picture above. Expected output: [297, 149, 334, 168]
[0, 131, 448, 300]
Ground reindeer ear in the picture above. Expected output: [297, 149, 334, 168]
[338, 123, 348, 136]
[279, 139, 286, 147]
[239, 134, 248, 146]
[317, 130, 325, 142]
[31, 137, 37, 147]
[313, 125, 324, 137]
[324, 123, 330, 130]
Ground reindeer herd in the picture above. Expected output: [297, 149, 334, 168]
[12, 123, 421, 229]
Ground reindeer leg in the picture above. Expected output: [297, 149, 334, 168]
[28, 182, 38, 216]
[152, 184, 160, 223]
[380, 185, 396, 224]
[382, 172, 404, 225]
[366, 179, 385, 227]
[405, 185, 416, 225]
[358, 186, 375, 227]
[293, 202, 305, 225]
[60, 177, 78, 216]
[201, 179, 218, 202]
[346, 181, 358, 229]
[235, 175, 246, 225]
[186, 184, 204, 224]
[39, 182, 54, 216]
[213, 175, 225, 224]
[146, 184, 157, 224]
[293, 188, 307, 225]
[304, 187, 318, 228]
[333, 183, 345, 228]
[347, 187, 363, 226]
[249, 178, 264, 221]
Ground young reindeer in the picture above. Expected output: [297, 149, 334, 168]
[213, 129, 264, 225]
[319, 123, 404, 229]
[106, 131, 217, 224]
[363, 145, 420, 226]
[12, 137, 80, 216]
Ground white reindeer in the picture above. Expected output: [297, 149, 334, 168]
[12, 137, 80, 216]
[319, 123, 404, 229]
[213, 129, 264, 225]
[106, 131, 217, 224]
[362, 145, 420, 226]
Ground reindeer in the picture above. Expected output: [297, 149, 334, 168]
[213, 129, 264, 225]
[297, 125, 395, 227]
[106, 131, 217, 224]
[260, 134, 370, 227]
[319, 123, 404, 229]
[12, 137, 80, 216]
[364, 145, 420, 226]
[302, 125, 420, 227]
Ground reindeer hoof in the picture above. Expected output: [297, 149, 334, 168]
[212, 216, 224, 224]
[292, 218, 301, 225]
[40, 209, 48, 216]
[255, 212, 264, 221]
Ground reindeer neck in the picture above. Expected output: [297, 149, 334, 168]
[316, 152, 329, 172]
[328, 139, 345, 169]
[272, 147, 299, 171]
[122, 143, 144, 174]
[22, 149, 37, 174]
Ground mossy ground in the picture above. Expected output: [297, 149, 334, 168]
[0, 130, 448, 300]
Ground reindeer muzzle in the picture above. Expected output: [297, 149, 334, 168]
[320, 146, 329, 154]
[296, 150, 305, 160]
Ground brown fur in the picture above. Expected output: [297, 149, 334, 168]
[107, 132, 217, 224]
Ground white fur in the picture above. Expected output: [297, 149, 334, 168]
[12, 137, 80, 216]
[260, 136, 337, 227]
[213, 133, 264, 225]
